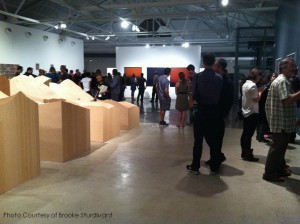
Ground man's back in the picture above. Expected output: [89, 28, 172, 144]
[193, 68, 223, 105]
[157, 75, 169, 100]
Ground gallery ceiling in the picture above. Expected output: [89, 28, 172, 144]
[0, 0, 281, 54]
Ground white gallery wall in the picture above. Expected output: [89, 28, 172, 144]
[0, 21, 84, 74]
[116, 45, 201, 99]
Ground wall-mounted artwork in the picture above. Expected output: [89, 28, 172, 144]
[124, 67, 142, 78]
[146, 67, 165, 86]
[0, 64, 18, 79]
[124, 67, 142, 86]
[170, 67, 189, 87]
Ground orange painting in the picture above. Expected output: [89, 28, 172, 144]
[124, 67, 142, 78]
[170, 67, 189, 85]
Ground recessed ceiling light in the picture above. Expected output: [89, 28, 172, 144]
[182, 42, 189, 48]
[60, 23, 67, 29]
[221, 0, 229, 7]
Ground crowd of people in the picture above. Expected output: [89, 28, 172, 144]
[175, 54, 299, 182]
[14, 55, 300, 182]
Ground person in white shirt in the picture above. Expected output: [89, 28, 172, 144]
[80, 73, 92, 95]
[240, 68, 264, 162]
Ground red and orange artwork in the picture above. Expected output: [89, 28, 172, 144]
[170, 67, 189, 87]
[124, 67, 142, 78]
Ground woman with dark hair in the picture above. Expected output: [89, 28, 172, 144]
[175, 72, 189, 127]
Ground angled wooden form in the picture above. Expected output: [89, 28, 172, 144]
[0, 92, 40, 194]
[0, 75, 10, 96]
[39, 100, 91, 162]
[105, 100, 140, 130]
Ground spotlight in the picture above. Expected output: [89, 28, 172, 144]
[54, 25, 59, 29]
[132, 25, 141, 32]
[60, 23, 67, 29]
[145, 44, 150, 48]
[91, 36, 95, 40]
[163, 44, 166, 47]
[221, 0, 229, 6]
[86, 36, 90, 40]
[105, 36, 110, 41]
[182, 42, 189, 48]
[121, 20, 130, 29]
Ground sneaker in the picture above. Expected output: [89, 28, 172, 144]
[159, 120, 169, 126]
[186, 165, 200, 175]
[263, 174, 285, 182]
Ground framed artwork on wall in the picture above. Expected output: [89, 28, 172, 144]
[275, 58, 282, 74]
[124, 67, 142, 86]
[170, 67, 189, 87]
[146, 67, 164, 86]
[124, 67, 142, 78]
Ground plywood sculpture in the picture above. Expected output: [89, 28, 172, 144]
[39, 100, 90, 162]
[76, 101, 119, 142]
[10, 75, 61, 101]
[0, 90, 8, 98]
[35, 76, 52, 87]
[105, 100, 139, 130]
[8, 76, 90, 162]
[50, 80, 121, 142]
[0, 92, 40, 194]
[0, 75, 10, 96]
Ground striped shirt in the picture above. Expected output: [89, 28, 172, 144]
[265, 74, 296, 133]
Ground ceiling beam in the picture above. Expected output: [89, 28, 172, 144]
[12, 7, 278, 25]
[93, 0, 278, 10]
[15, 0, 27, 14]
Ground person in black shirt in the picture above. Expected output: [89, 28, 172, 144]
[186, 53, 224, 175]
[137, 73, 147, 102]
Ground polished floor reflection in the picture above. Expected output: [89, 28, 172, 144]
[0, 99, 299, 224]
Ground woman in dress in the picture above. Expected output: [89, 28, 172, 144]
[175, 72, 189, 127]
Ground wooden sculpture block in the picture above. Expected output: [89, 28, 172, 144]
[0, 91, 8, 99]
[35, 76, 52, 86]
[0, 75, 10, 96]
[77, 101, 120, 142]
[39, 100, 90, 162]
[105, 100, 140, 130]
[0, 92, 40, 194]
[50, 80, 120, 142]
[10, 75, 61, 100]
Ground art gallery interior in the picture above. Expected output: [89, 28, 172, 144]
[0, 0, 299, 223]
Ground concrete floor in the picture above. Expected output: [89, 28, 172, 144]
[1, 100, 300, 224]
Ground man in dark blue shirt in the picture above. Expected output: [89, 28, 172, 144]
[186, 53, 224, 175]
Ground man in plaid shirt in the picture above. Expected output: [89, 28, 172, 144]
[264, 58, 300, 182]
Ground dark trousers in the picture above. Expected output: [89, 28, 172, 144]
[265, 131, 291, 176]
[137, 88, 145, 101]
[151, 86, 158, 102]
[192, 114, 224, 171]
[240, 113, 258, 157]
